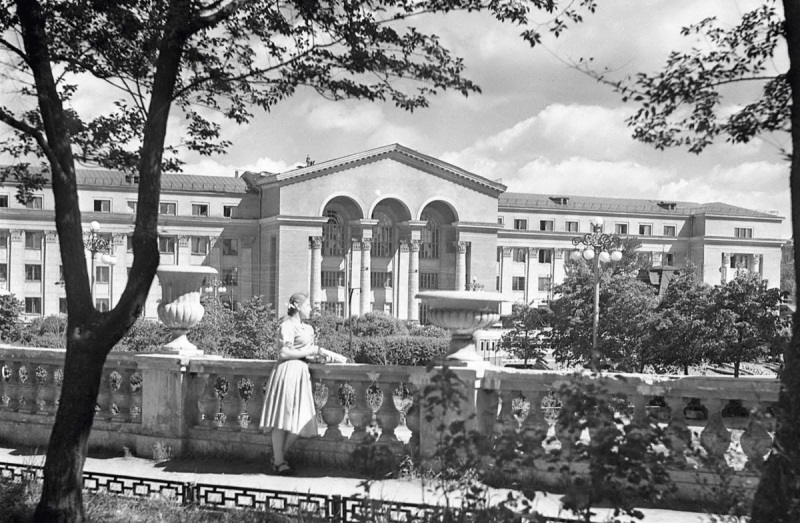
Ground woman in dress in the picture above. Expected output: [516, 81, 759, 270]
[260, 292, 321, 475]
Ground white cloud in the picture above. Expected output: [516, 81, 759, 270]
[179, 155, 292, 177]
[305, 102, 385, 133]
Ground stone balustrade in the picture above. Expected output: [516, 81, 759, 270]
[0, 345, 780, 501]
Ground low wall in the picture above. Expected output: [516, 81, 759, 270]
[0, 345, 780, 504]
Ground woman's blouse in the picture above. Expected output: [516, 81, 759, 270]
[276, 319, 314, 361]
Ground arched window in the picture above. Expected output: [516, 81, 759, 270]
[323, 210, 344, 257]
[371, 211, 394, 258]
[420, 213, 440, 259]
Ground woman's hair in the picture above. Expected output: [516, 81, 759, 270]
[287, 293, 309, 316]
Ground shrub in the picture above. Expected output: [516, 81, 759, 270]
[357, 336, 448, 366]
[114, 319, 170, 353]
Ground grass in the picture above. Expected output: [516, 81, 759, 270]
[0, 478, 324, 523]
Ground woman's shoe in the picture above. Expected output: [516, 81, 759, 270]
[274, 461, 294, 476]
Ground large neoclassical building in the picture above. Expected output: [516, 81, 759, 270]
[0, 144, 785, 320]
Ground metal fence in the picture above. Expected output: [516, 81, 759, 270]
[0, 460, 578, 522]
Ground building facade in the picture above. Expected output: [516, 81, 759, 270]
[0, 144, 785, 320]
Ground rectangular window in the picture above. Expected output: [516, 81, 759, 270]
[127, 201, 138, 213]
[25, 297, 41, 314]
[538, 276, 552, 292]
[513, 219, 527, 231]
[223, 205, 236, 218]
[159, 202, 177, 215]
[565, 221, 579, 232]
[25, 196, 42, 209]
[191, 204, 209, 217]
[59, 298, 67, 314]
[222, 238, 239, 256]
[512, 276, 526, 291]
[730, 254, 750, 269]
[127, 235, 133, 252]
[513, 248, 526, 263]
[222, 268, 238, 286]
[319, 302, 345, 317]
[539, 220, 554, 231]
[321, 271, 345, 288]
[58, 265, 64, 282]
[615, 223, 628, 234]
[663, 225, 677, 237]
[538, 249, 552, 264]
[158, 236, 176, 254]
[96, 266, 110, 284]
[25, 231, 42, 250]
[664, 253, 675, 266]
[0, 264, 6, 282]
[735, 227, 753, 238]
[639, 224, 652, 235]
[0, 195, 8, 208]
[93, 199, 111, 213]
[95, 298, 110, 312]
[419, 272, 439, 290]
[371, 271, 393, 288]
[25, 264, 41, 281]
[191, 236, 209, 255]
[497, 217, 504, 225]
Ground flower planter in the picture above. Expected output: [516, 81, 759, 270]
[416, 291, 512, 362]
[157, 265, 218, 356]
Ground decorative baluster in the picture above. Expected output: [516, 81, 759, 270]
[405, 385, 421, 455]
[17, 364, 32, 413]
[739, 400, 773, 470]
[348, 380, 372, 442]
[53, 367, 64, 412]
[375, 380, 400, 443]
[520, 391, 549, 450]
[236, 375, 254, 430]
[108, 370, 124, 420]
[33, 365, 48, 414]
[128, 370, 143, 422]
[213, 375, 230, 428]
[700, 398, 731, 467]
[664, 396, 691, 465]
[495, 391, 518, 437]
[0, 361, 8, 409]
[320, 378, 346, 441]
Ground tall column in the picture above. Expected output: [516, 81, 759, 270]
[752, 254, 762, 276]
[398, 240, 410, 320]
[454, 241, 468, 291]
[111, 233, 125, 309]
[500, 246, 513, 294]
[349, 239, 362, 316]
[653, 251, 664, 267]
[8, 230, 22, 296]
[526, 248, 539, 304]
[408, 239, 420, 322]
[360, 238, 372, 315]
[309, 236, 323, 310]
[177, 235, 190, 266]
[721, 253, 731, 284]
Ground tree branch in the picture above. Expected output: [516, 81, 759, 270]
[0, 108, 57, 165]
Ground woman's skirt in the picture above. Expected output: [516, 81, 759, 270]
[259, 359, 318, 437]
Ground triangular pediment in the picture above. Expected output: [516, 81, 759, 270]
[255, 144, 506, 196]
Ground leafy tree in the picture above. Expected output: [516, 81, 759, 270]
[0, 294, 23, 342]
[650, 267, 718, 375]
[190, 297, 237, 356]
[550, 267, 657, 372]
[499, 303, 552, 368]
[584, 2, 800, 518]
[708, 271, 784, 378]
[0, 1, 594, 517]
[228, 296, 280, 359]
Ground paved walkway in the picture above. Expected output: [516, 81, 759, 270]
[0, 446, 713, 522]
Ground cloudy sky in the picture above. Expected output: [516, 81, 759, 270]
[14, 1, 793, 238]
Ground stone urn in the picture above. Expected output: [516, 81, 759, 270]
[157, 265, 218, 356]
[416, 290, 512, 362]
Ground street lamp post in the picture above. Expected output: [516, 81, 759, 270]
[84, 221, 117, 306]
[204, 277, 227, 301]
[569, 217, 622, 371]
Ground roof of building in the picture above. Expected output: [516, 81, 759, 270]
[261, 144, 507, 193]
[499, 192, 783, 220]
[38, 168, 250, 193]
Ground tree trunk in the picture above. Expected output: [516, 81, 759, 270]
[751, 1, 800, 519]
[33, 337, 106, 522]
[734, 358, 740, 379]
